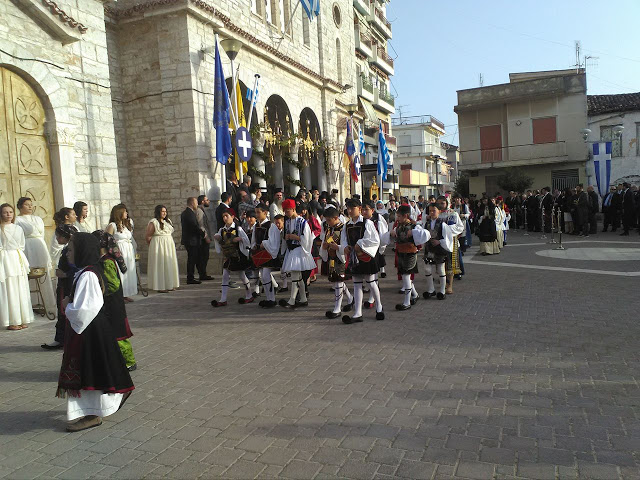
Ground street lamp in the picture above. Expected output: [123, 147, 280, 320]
[580, 128, 591, 142]
[613, 125, 624, 137]
[220, 38, 243, 61]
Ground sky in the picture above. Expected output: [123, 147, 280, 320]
[385, 0, 640, 145]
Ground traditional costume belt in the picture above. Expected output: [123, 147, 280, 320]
[396, 243, 418, 254]
[286, 240, 301, 251]
[26, 234, 42, 239]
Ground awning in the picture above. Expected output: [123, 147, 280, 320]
[359, 96, 379, 126]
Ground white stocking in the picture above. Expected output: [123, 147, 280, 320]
[425, 265, 435, 293]
[261, 268, 275, 302]
[366, 274, 383, 312]
[221, 269, 231, 302]
[436, 263, 446, 295]
[343, 284, 353, 304]
[353, 275, 364, 318]
[280, 271, 288, 289]
[271, 272, 279, 291]
[402, 274, 412, 306]
[332, 281, 344, 313]
[239, 271, 252, 300]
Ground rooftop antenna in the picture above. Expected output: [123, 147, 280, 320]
[395, 104, 409, 124]
[479, 73, 484, 87]
[575, 40, 581, 73]
[584, 55, 599, 74]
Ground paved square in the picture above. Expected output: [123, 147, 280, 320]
[1, 230, 639, 479]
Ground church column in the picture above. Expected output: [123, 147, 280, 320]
[302, 161, 312, 190]
[288, 141, 301, 196]
[46, 124, 77, 208]
[274, 149, 284, 189]
[317, 150, 328, 192]
[251, 131, 266, 189]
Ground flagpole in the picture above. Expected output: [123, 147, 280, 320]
[215, 34, 229, 196]
[231, 63, 243, 183]
[247, 73, 260, 130]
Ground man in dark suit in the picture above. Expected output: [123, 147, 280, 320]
[575, 184, 590, 237]
[525, 190, 539, 232]
[621, 182, 635, 236]
[215, 192, 234, 233]
[181, 197, 204, 284]
[602, 186, 617, 232]
[587, 186, 599, 234]
[540, 187, 554, 233]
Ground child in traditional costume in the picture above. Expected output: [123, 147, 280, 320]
[251, 204, 282, 309]
[320, 207, 354, 318]
[429, 196, 464, 294]
[279, 199, 315, 309]
[243, 212, 261, 297]
[93, 230, 137, 371]
[57, 233, 134, 432]
[422, 203, 454, 300]
[42, 224, 78, 349]
[384, 204, 430, 311]
[362, 201, 388, 311]
[211, 211, 253, 307]
[339, 198, 384, 324]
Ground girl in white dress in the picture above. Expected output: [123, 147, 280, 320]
[145, 205, 180, 293]
[15, 197, 57, 316]
[0, 204, 34, 330]
[106, 205, 137, 301]
[51, 207, 77, 272]
[73, 201, 92, 233]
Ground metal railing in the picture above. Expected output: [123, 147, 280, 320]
[360, 74, 373, 94]
[378, 89, 395, 106]
[374, 7, 392, 30]
[376, 46, 394, 68]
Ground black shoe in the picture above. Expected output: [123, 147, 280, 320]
[276, 287, 289, 293]
[199, 275, 214, 281]
[410, 297, 418, 306]
[423, 291, 436, 299]
[279, 299, 295, 309]
[342, 315, 363, 324]
[295, 301, 308, 308]
[398, 288, 404, 294]
[326, 311, 340, 319]
[437, 292, 445, 300]
[395, 304, 411, 311]
[376, 311, 385, 321]
[454, 274, 462, 280]
[127, 363, 137, 372]
[342, 301, 354, 312]
[265, 301, 277, 308]
[252, 292, 260, 298]
[259, 300, 267, 307]
[41, 342, 63, 350]
[380, 272, 387, 278]
[187, 279, 202, 285]
[211, 300, 227, 307]
[364, 301, 375, 309]
[602, 229, 607, 233]
[238, 297, 254, 304]
[620, 232, 629, 236]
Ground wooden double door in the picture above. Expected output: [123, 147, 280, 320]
[0, 67, 55, 237]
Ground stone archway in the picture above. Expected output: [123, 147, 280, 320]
[263, 95, 295, 194]
[298, 107, 325, 192]
[0, 66, 56, 238]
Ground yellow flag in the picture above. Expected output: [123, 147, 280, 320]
[230, 81, 248, 178]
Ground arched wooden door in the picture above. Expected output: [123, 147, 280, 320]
[0, 67, 55, 238]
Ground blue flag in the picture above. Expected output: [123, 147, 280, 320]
[592, 142, 612, 197]
[377, 121, 389, 181]
[300, 0, 320, 20]
[213, 40, 232, 165]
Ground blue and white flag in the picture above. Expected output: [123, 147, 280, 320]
[592, 142, 612, 197]
[213, 40, 232, 165]
[246, 83, 259, 107]
[377, 121, 389, 181]
[358, 124, 366, 159]
[300, 0, 320, 20]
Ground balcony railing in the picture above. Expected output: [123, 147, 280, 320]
[379, 89, 395, 106]
[374, 8, 391, 30]
[361, 75, 373, 94]
[376, 46, 394, 69]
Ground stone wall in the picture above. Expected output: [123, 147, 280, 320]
[0, 0, 121, 230]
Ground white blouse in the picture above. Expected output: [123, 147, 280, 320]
[65, 270, 104, 335]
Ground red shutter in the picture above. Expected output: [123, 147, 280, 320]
[532, 117, 557, 144]
[480, 125, 502, 163]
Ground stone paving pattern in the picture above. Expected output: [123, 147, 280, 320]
[1, 230, 640, 479]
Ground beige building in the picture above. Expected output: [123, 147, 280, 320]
[455, 69, 589, 197]
[392, 117, 451, 199]
[1, 0, 396, 263]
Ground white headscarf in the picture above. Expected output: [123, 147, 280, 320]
[375, 201, 388, 217]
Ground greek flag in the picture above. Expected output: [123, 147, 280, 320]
[213, 39, 232, 165]
[592, 142, 612, 197]
[377, 121, 389, 181]
[358, 124, 366, 158]
[300, 0, 320, 20]
[245, 80, 259, 107]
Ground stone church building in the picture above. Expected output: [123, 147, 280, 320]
[1, 0, 394, 259]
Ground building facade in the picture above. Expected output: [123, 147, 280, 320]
[1, 0, 397, 263]
[587, 93, 640, 186]
[393, 117, 451, 199]
[455, 69, 589, 197]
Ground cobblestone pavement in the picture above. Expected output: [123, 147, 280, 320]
[1, 230, 640, 479]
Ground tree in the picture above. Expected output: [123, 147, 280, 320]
[454, 172, 470, 198]
[497, 167, 533, 193]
